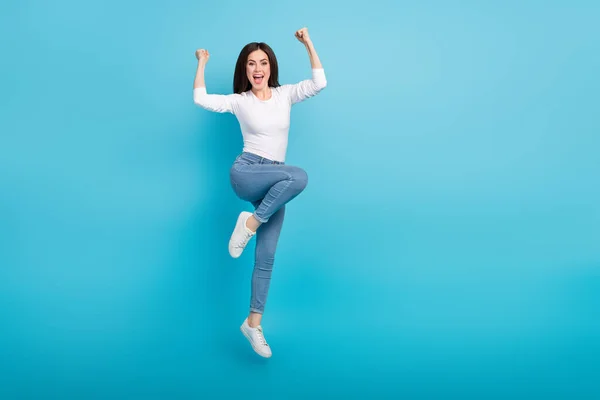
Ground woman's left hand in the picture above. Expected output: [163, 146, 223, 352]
[295, 27, 311, 45]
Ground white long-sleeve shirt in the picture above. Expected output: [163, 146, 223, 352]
[193, 68, 327, 162]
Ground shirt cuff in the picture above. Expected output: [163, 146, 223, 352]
[311, 68, 327, 87]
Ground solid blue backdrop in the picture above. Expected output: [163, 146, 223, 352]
[1, 0, 599, 398]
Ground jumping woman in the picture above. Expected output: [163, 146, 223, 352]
[193, 27, 327, 358]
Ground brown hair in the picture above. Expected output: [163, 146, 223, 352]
[233, 42, 280, 94]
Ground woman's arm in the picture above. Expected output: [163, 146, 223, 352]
[296, 28, 323, 69]
[194, 49, 209, 89]
[286, 28, 327, 105]
[193, 49, 238, 114]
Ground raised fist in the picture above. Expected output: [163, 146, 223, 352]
[195, 49, 210, 62]
[294, 27, 311, 44]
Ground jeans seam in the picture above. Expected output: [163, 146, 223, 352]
[232, 165, 290, 174]
[254, 172, 293, 221]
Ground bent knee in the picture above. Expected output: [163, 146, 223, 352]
[289, 167, 308, 191]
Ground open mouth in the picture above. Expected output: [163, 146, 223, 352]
[253, 74, 264, 84]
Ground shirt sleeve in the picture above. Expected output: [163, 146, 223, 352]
[193, 87, 240, 114]
[285, 68, 328, 105]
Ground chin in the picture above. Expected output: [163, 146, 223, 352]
[251, 83, 267, 90]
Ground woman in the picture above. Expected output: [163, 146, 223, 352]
[193, 27, 327, 358]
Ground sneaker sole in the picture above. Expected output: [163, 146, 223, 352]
[240, 326, 272, 358]
[228, 242, 242, 258]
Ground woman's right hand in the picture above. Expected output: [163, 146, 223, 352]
[195, 49, 210, 63]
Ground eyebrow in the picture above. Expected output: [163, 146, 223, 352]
[248, 59, 268, 62]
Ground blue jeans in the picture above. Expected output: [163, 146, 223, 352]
[229, 152, 309, 314]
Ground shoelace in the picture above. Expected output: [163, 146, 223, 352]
[235, 230, 254, 249]
[256, 327, 268, 347]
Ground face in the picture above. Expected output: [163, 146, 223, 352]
[246, 49, 271, 90]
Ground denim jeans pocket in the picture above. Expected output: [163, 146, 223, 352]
[239, 154, 257, 164]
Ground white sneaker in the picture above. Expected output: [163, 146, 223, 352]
[228, 211, 256, 258]
[240, 318, 272, 358]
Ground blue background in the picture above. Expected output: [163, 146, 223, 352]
[1, 0, 599, 398]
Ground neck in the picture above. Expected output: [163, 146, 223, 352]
[251, 86, 271, 100]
